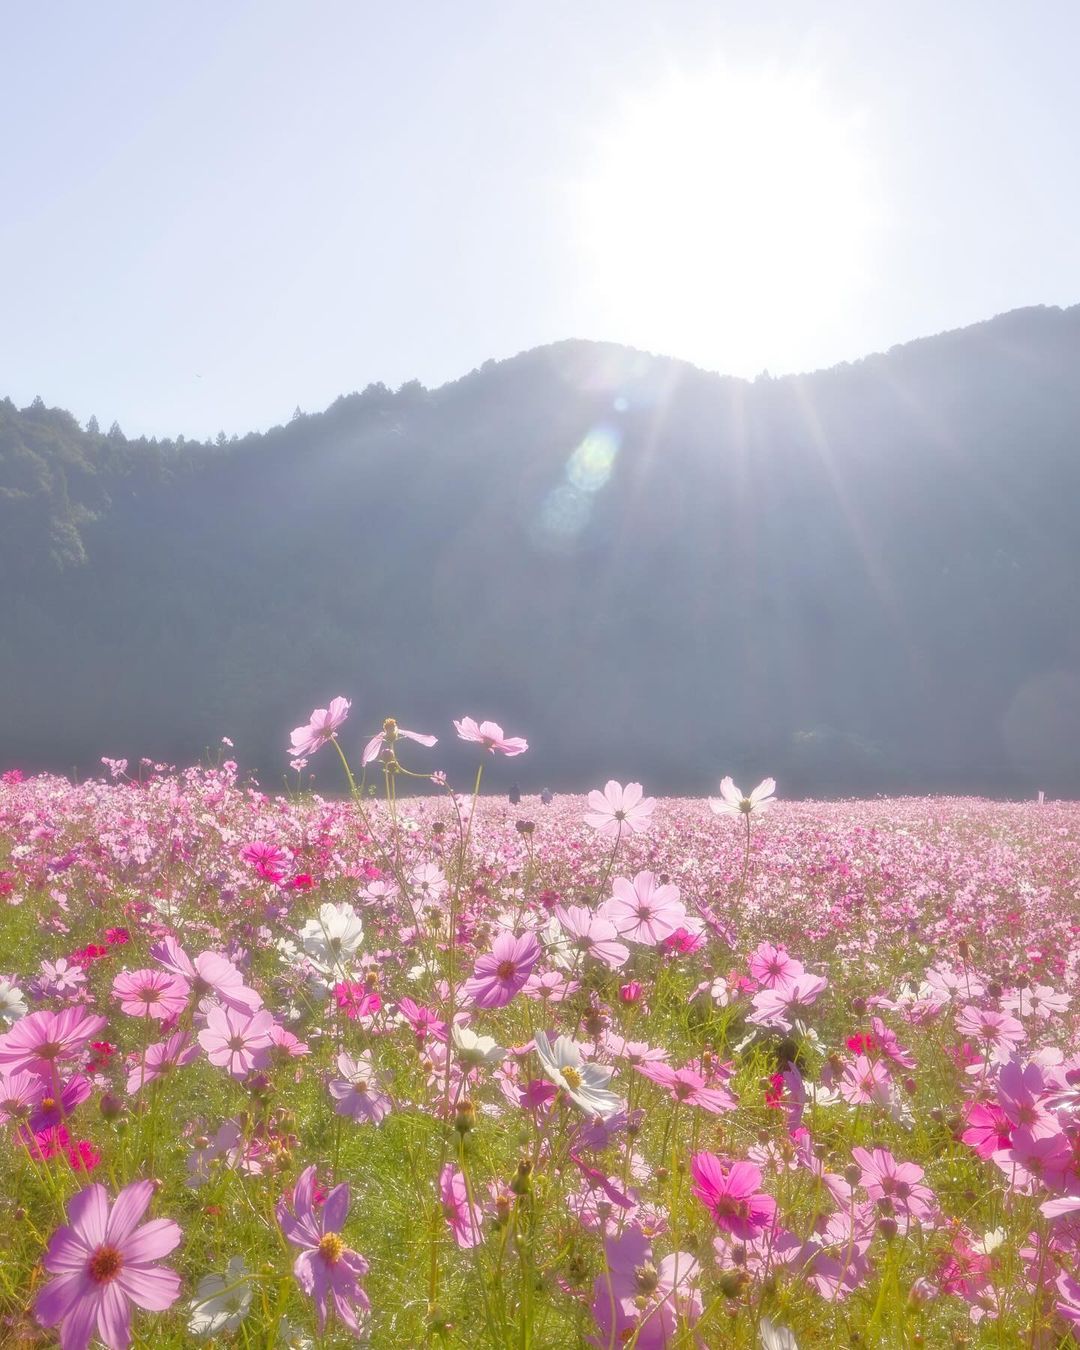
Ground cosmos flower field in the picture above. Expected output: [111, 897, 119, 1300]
[2, 707, 1080, 1347]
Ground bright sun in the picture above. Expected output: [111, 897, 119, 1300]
[577, 66, 879, 376]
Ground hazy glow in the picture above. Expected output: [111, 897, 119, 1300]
[578, 66, 880, 375]
[534, 422, 624, 549]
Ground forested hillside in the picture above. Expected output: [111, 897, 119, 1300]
[3, 304, 1079, 794]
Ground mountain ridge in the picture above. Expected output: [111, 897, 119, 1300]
[3, 303, 1080, 795]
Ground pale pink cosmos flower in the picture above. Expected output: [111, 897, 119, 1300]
[635, 1061, 737, 1114]
[851, 1147, 936, 1223]
[748, 971, 829, 1031]
[602, 872, 687, 947]
[748, 942, 805, 991]
[34, 1179, 182, 1350]
[440, 1164, 484, 1248]
[39, 958, 86, 996]
[328, 1051, 391, 1124]
[150, 938, 262, 1015]
[453, 717, 528, 756]
[521, 969, 581, 1002]
[126, 1032, 198, 1095]
[461, 930, 540, 1008]
[0, 1067, 41, 1125]
[289, 697, 351, 759]
[0, 1007, 108, 1080]
[583, 780, 655, 838]
[870, 1016, 917, 1069]
[277, 1165, 370, 1337]
[551, 904, 630, 970]
[996, 1058, 1060, 1139]
[955, 1005, 1026, 1061]
[112, 969, 190, 1022]
[709, 776, 776, 818]
[690, 1154, 776, 1238]
[197, 1006, 275, 1080]
[361, 718, 437, 765]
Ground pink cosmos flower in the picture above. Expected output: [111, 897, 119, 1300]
[851, 1147, 936, 1222]
[992, 1126, 1074, 1194]
[870, 1016, 916, 1069]
[996, 1058, 1060, 1138]
[0, 1007, 108, 1080]
[955, 1005, 1026, 1060]
[112, 969, 190, 1022]
[635, 1061, 737, 1114]
[602, 872, 687, 947]
[709, 776, 776, 817]
[690, 1154, 776, 1239]
[240, 840, 290, 882]
[150, 938, 263, 1015]
[30, 1073, 93, 1132]
[289, 697, 351, 759]
[277, 1165, 370, 1337]
[328, 1052, 392, 1124]
[461, 930, 540, 1008]
[362, 719, 437, 765]
[453, 717, 528, 756]
[0, 1067, 41, 1125]
[440, 1164, 484, 1248]
[521, 969, 581, 1002]
[960, 1100, 1012, 1159]
[748, 971, 829, 1031]
[34, 1180, 182, 1350]
[197, 1006, 276, 1080]
[126, 1032, 198, 1095]
[396, 998, 448, 1043]
[583, 780, 655, 838]
[590, 1225, 702, 1349]
[838, 1056, 894, 1108]
[748, 942, 805, 991]
[552, 903, 630, 970]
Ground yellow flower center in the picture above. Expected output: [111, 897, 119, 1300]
[317, 1232, 345, 1264]
[561, 1066, 583, 1091]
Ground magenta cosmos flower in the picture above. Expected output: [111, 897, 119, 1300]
[453, 716, 528, 756]
[35, 1179, 182, 1350]
[583, 780, 656, 838]
[112, 969, 190, 1021]
[289, 697, 351, 759]
[197, 1006, 275, 1080]
[277, 1165, 370, 1337]
[690, 1153, 777, 1239]
[461, 930, 540, 1008]
[602, 872, 687, 947]
[0, 1007, 108, 1080]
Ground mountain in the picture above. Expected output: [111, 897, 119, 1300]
[3, 305, 1080, 796]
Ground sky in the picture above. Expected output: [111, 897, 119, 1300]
[2, 1, 1078, 439]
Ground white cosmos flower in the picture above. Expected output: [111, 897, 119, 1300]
[188, 1256, 253, 1337]
[0, 978, 28, 1025]
[759, 1318, 799, 1350]
[709, 776, 776, 818]
[299, 902, 364, 973]
[533, 1031, 623, 1118]
[452, 1024, 505, 1069]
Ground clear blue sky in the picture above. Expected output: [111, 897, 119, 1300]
[2, 2, 1078, 438]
